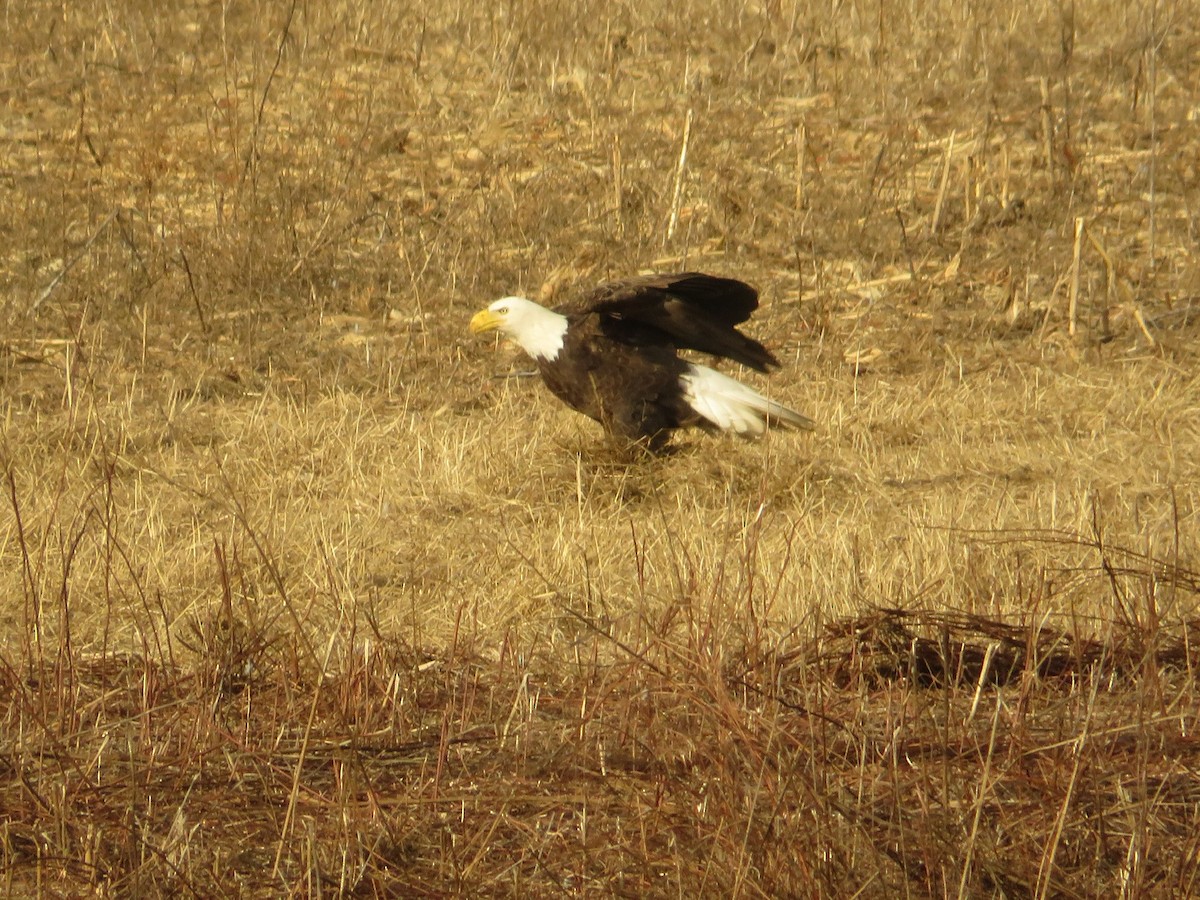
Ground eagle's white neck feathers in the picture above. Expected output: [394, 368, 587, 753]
[487, 296, 568, 361]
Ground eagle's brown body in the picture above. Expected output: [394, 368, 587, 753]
[537, 324, 694, 446]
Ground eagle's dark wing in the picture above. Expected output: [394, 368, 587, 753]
[556, 273, 779, 372]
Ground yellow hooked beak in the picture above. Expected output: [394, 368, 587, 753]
[469, 309, 502, 335]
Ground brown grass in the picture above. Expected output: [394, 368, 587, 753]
[2, 0, 1199, 895]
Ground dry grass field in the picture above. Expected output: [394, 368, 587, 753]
[2, 0, 1199, 895]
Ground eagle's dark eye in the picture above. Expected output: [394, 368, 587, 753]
[498, 306, 509, 315]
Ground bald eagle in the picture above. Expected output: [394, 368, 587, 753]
[469, 273, 814, 450]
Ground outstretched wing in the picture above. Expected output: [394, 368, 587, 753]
[556, 273, 780, 372]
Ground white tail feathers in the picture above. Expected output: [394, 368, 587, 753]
[680, 365, 815, 437]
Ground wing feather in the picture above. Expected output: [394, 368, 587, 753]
[555, 273, 779, 372]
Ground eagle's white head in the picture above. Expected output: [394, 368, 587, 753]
[469, 296, 568, 361]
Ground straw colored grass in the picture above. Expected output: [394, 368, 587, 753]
[2, 0, 1198, 895]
